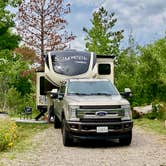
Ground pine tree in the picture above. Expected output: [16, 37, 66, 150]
[83, 7, 123, 56]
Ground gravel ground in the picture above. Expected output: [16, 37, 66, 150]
[0, 126, 166, 166]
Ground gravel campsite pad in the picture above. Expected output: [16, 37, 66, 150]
[0, 126, 166, 166]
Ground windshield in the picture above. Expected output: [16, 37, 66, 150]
[67, 80, 119, 96]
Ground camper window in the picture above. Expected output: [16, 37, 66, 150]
[98, 64, 111, 75]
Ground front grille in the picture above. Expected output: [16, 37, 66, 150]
[76, 105, 124, 124]
[77, 108, 124, 118]
[80, 118, 121, 123]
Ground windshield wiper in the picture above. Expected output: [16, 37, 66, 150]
[68, 93, 112, 96]
[68, 93, 89, 96]
[75, 93, 88, 95]
[90, 93, 112, 96]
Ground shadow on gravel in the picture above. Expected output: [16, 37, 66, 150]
[72, 139, 128, 148]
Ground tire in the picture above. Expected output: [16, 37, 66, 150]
[119, 130, 132, 146]
[54, 115, 61, 128]
[62, 119, 73, 146]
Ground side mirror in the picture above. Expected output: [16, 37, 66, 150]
[50, 89, 58, 99]
[121, 88, 132, 98]
[58, 93, 64, 100]
[124, 88, 132, 98]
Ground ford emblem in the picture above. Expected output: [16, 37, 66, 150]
[96, 111, 108, 116]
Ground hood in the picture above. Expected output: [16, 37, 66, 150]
[64, 95, 129, 106]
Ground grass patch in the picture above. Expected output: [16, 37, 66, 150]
[134, 118, 166, 135]
[0, 122, 50, 159]
[14, 123, 50, 152]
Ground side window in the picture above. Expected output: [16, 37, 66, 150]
[98, 64, 111, 75]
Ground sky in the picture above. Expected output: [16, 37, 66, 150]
[65, 0, 166, 50]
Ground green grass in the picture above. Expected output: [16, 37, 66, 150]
[134, 118, 166, 135]
[0, 122, 50, 159]
[15, 123, 50, 151]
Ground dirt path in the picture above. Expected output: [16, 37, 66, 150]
[0, 126, 166, 166]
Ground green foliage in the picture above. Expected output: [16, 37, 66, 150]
[0, 50, 14, 110]
[6, 88, 36, 115]
[0, 119, 49, 153]
[0, 30, 21, 50]
[6, 88, 24, 115]
[145, 102, 166, 120]
[159, 104, 166, 120]
[0, 51, 33, 112]
[8, 123, 49, 153]
[146, 103, 161, 120]
[0, 118, 18, 151]
[8, 0, 22, 6]
[83, 7, 123, 55]
[13, 76, 32, 96]
[115, 49, 138, 92]
[0, 2, 14, 30]
[116, 35, 166, 106]
[0, 0, 21, 50]
[115, 34, 140, 106]
[0, 0, 34, 114]
[134, 118, 166, 135]
[137, 38, 166, 103]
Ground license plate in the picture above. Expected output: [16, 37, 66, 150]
[96, 126, 108, 133]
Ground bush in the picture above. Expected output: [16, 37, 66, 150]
[6, 88, 36, 116]
[158, 103, 166, 120]
[0, 118, 18, 151]
[146, 102, 166, 120]
[6, 88, 25, 115]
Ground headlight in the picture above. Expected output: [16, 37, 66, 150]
[69, 105, 80, 121]
[121, 105, 132, 120]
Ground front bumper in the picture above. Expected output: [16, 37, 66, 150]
[66, 120, 133, 140]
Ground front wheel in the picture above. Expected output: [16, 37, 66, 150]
[54, 115, 61, 128]
[62, 119, 73, 146]
[119, 131, 132, 146]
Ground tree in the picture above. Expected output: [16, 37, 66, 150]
[0, 0, 31, 111]
[137, 38, 166, 103]
[0, 50, 33, 111]
[116, 34, 166, 105]
[0, 0, 21, 50]
[83, 7, 124, 55]
[17, 0, 75, 60]
[0, 30, 21, 50]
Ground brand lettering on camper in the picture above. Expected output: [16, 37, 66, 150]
[54, 56, 88, 62]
